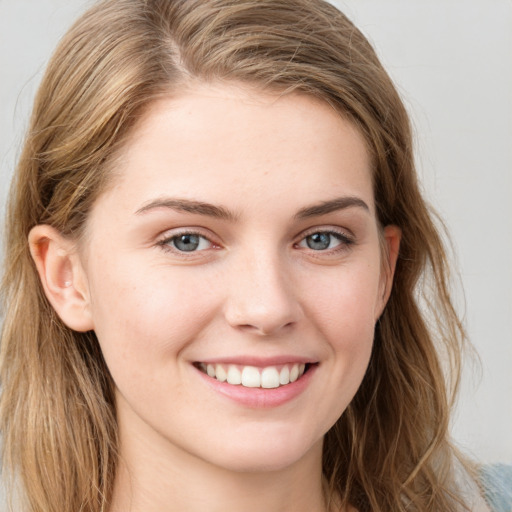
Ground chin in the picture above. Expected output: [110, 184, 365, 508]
[197, 430, 323, 474]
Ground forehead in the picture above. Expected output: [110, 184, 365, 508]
[95, 83, 374, 218]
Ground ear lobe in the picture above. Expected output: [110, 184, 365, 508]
[376, 224, 401, 319]
[28, 225, 94, 332]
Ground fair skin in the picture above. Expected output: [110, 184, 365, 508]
[29, 84, 400, 512]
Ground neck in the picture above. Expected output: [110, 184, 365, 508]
[109, 407, 330, 512]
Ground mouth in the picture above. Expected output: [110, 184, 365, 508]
[194, 362, 314, 389]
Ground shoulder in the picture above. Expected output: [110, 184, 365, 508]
[479, 464, 512, 512]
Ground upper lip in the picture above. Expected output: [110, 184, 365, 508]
[193, 355, 318, 367]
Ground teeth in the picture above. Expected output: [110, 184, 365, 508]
[227, 365, 242, 385]
[289, 364, 299, 383]
[241, 366, 260, 388]
[216, 364, 227, 382]
[279, 365, 290, 385]
[261, 367, 280, 388]
[198, 362, 308, 388]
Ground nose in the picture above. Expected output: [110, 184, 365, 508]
[223, 250, 303, 336]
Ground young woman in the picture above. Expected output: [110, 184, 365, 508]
[0, 1, 506, 511]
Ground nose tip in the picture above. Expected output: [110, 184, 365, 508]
[223, 257, 302, 336]
[226, 306, 299, 337]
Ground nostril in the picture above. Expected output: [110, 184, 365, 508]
[236, 320, 296, 336]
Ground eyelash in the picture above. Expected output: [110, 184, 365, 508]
[156, 228, 355, 255]
[157, 230, 217, 255]
[294, 229, 355, 254]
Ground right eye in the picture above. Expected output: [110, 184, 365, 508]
[160, 233, 214, 253]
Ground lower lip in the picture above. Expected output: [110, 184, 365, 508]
[195, 364, 318, 408]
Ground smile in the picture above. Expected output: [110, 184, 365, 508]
[195, 362, 309, 389]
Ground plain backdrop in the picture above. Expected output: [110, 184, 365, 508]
[1, 0, 511, 465]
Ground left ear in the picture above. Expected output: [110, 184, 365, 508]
[375, 224, 401, 319]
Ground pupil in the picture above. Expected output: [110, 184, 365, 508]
[174, 234, 200, 252]
[307, 233, 330, 250]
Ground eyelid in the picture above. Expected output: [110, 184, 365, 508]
[294, 226, 356, 252]
[153, 225, 355, 256]
[156, 227, 221, 253]
[298, 225, 355, 242]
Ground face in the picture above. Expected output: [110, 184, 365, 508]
[75, 84, 399, 473]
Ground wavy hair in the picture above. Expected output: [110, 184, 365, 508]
[1, 0, 474, 510]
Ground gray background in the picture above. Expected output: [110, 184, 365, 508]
[1, 0, 511, 464]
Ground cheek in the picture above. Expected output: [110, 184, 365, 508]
[86, 259, 220, 375]
[304, 261, 382, 338]
[301, 262, 380, 399]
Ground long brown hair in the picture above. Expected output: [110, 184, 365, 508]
[1, 1, 473, 510]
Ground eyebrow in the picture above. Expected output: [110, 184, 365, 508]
[294, 196, 370, 219]
[135, 197, 238, 221]
[135, 195, 369, 221]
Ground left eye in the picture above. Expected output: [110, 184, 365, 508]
[166, 233, 212, 252]
[298, 231, 347, 251]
